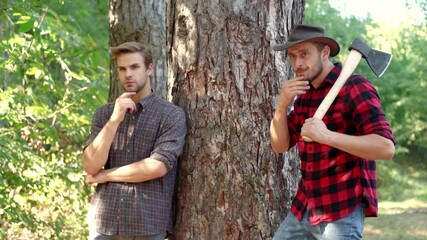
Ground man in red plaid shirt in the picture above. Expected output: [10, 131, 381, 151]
[270, 24, 395, 239]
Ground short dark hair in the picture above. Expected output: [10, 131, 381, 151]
[312, 42, 326, 51]
[111, 42, 153, 68]
[313, 42, 331, 57]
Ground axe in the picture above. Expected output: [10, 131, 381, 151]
[302, 38, 392, 142]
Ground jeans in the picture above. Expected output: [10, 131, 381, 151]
[273, 204, 365, 240]
[88, 231, 166, 240]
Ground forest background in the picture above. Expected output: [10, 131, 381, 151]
[0, 0, 426, 239]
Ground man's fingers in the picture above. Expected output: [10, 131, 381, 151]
[116, 93, 137, 112]
[118, 92, 137, 99]
[292, 75, 305, 81]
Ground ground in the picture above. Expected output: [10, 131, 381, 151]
[364, 200, 427, 240]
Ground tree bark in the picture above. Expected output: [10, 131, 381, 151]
[109, 0, 167, 101]
[168, 0, 304, 239]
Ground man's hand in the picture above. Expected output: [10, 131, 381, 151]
[110, 92, 137, 123]
[276, 76, 309, 110]
[86, 169, 107, 185]
[301, 118, 331, 143]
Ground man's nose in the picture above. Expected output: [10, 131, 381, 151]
[125, 69, 133, 77]
[295, 57, 304, 67]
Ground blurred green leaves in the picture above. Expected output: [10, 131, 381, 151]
[0, 0, 109, 239]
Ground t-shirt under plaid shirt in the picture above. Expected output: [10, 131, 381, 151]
[287, 63, 395, 225]
[85, 92, 187, 236]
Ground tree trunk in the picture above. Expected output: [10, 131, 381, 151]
[0, 0, 12, 89]
[168, 0, 304, 239]
[109, 0, 167, 101]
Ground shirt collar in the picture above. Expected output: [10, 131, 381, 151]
[318, 62, 342, 89]
[137, 89, 156, 110]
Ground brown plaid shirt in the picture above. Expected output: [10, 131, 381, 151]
[85, 92, 187, 236]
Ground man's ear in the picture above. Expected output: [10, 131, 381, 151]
[322, 45, 331, 58]
[147, 63, 154, 75]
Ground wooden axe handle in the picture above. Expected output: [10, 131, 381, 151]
[302, 50, 363, 142]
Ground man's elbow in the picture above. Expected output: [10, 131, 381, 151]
[270, 142, 288, 154]
[153, 164, 168, 179]
[84, 165, 100, 176]
[82, 153, 100, 175]
[383, 140, 395, 160]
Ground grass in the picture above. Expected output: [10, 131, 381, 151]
[364, 150, 427, 240]
[364, 200, 427, 240]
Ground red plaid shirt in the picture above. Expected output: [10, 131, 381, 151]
[287, 63, 395, 225]
[85, 93, 187, 235]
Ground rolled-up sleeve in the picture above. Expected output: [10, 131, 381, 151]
[349, 77, 395, 144]
[150, 107, 187, 170]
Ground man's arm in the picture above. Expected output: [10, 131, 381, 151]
[270, 76, 309, 153]
[302, 118, 395, 160]
[301, 76, 395, 160]
[83, 120, 120, 175]
[83, 92, 137, 175]
[270, 108, 291, 153]
[86, 158, 167, 185]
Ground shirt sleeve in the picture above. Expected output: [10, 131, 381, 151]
[83, 104, 112, 151]
[149, 106, 187, 170]
[287, 104, 303, 149]
[348, 76, 395, 144]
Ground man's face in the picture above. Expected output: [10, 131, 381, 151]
[116, 52, 152, 93]
[287, 42, 325, 84]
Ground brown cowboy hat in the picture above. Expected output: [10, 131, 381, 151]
[273, 24, 340, 57]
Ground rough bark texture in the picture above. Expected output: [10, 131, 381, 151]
[168, 0, 304, 239]
[109, 0, 167, 101]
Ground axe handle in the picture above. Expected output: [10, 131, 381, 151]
[302, 50, 363, 142]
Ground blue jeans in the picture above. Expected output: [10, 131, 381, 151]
[273, 204, 365, 240]
[88, 231, 166, 240]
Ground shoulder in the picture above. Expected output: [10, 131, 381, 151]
[98, 102, 115, 112]
[344, 74, 379, 98]
[148, 96, 186, 126]
[93, 102, 115, 118]
[347, 74, 375, 89]
[345, 74, 383, 111]
[153, 96, 185, 114]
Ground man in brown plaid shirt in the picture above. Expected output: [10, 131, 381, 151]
[83, 42, 187, 240]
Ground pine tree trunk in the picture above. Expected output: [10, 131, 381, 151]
[167, 0, 305, 239]
[109, 0, 167, 101]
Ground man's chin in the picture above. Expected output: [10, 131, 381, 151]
[123, 87, 139, 92]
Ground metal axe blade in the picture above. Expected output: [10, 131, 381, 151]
[349, 38, 392, 77]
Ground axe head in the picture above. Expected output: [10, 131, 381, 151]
[348, 38, 392, 77]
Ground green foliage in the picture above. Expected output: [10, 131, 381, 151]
[0, 0, 109, 239]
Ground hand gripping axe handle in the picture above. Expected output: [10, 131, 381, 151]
[302, 38, 392, 142]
